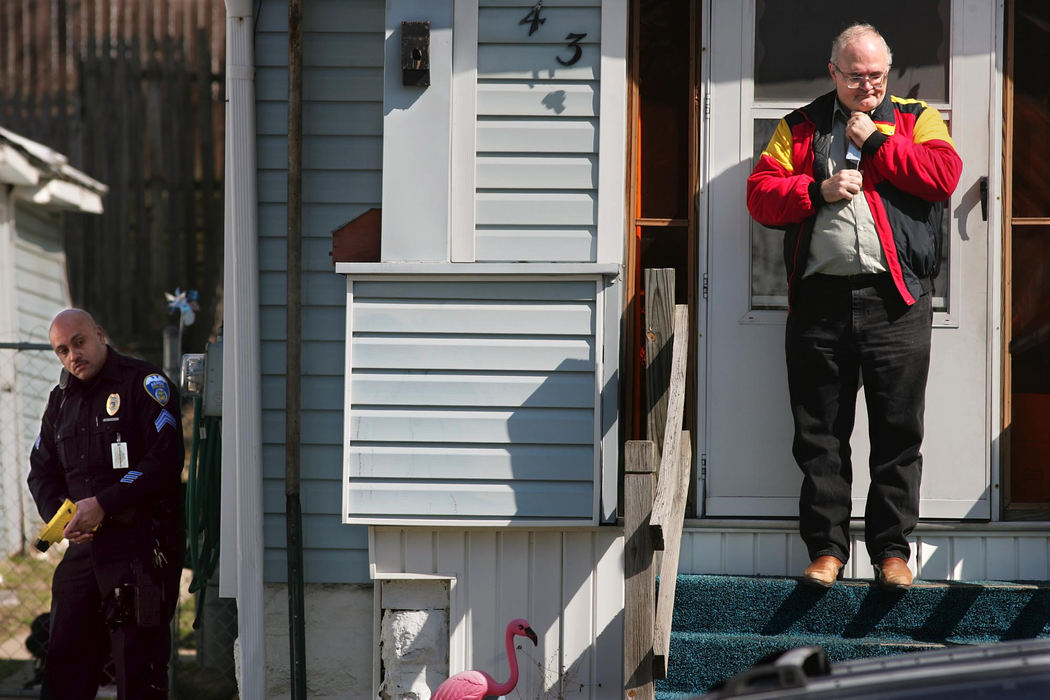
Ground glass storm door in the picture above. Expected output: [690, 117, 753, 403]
[702, 0, 996, 519]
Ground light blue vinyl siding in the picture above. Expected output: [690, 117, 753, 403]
[256, 0, 383, 583]
[474, 0, 602, 262]
[346, 278, 599, 523]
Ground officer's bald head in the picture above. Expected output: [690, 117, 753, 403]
[49, 309, 108, 381]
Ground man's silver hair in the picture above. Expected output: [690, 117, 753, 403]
[830, 23, 893, 66]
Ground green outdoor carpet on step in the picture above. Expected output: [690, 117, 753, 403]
[670, 575, 1050, 642]
[658, 631, 944, 698]
[654, 574, 1050, 699]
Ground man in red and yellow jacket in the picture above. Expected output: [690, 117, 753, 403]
[747, 24, 962, 590]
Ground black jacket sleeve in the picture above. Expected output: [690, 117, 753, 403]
[27, 386, 70, 523]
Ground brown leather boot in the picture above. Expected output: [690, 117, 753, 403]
[876, 557, 914, 590]
[802, 555, 843, 588]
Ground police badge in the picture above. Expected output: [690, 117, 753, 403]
[106, 393, 121, 416]
[143, 374, 170, 406]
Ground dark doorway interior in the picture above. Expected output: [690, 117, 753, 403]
[1005, 0, 1050, 515]
[625, 0, 699, 509]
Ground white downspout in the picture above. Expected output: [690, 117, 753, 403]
[222, 1, 263, 698]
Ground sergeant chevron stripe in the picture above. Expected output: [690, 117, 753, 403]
[154, 409, 177, 433]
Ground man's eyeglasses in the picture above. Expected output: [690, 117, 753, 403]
[832, 63, 888, 89]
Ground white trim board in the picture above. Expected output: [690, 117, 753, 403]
[596, 0, 628, 264]
[336, 262, 621, 275]
[450, 0, 479, 262]
[679, 519, 1050, 582]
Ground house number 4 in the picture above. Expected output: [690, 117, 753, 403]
[519, 3, 546, 35]
[519, 2, 588, 67]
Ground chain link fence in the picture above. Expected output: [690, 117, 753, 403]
[0, 343, 57, 696]
[0, 342, 238, 699]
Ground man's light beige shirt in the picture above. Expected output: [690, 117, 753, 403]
[804, 103, 888, 277]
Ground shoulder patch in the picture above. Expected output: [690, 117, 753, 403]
[143, 373, 170, 407]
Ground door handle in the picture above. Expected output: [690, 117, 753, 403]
[979, 176, 988, 222]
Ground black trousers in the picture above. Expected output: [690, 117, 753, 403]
[785, 273, 932, 565]
[46, 541, 179, 700]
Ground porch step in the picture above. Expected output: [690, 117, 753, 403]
[662, 631, 945, 698]
[655, 574, 1050, 699]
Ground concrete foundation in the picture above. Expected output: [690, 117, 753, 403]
[377, 579, 451, 700]
[378, 609, 449, 700]
[263, 582, 374, 699]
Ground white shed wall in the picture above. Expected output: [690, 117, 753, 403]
[0, 198, 70, 555]
[12, 204, 68, 548]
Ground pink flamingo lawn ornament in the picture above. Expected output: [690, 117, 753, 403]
[432, 618, 538, 699]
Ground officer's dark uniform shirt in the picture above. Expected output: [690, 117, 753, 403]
[28, 346, 183, 565]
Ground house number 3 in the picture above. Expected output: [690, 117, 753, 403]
[556, 33, 587, 66]
[519, 2, 588, 67]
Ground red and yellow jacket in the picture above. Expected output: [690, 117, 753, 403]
[746, 90, 962, 305]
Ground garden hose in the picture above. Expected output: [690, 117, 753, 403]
[186, 395, 222, 628]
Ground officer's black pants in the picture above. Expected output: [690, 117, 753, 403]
[47, 541, 178, 700]
[786, 273, 932, 566]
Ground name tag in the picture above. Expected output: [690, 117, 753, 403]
[111, 435, 129, 470]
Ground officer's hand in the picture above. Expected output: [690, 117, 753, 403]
[64, 496, 105, 544]
[820, 170, 864, 203]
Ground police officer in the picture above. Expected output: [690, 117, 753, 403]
[28, 309, 184, 699]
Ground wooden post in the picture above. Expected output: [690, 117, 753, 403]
[645, 269, 675, 457]
[649, 305, 689, 550]
[653, 430, 691, 679]
[624, 440, 656, 700]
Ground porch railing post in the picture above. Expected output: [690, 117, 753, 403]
[644, 268, 675, 456]
[624, 439, 657, 700]
[653, 429, 691, 678]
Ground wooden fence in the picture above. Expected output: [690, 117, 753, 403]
[0, 0, 226, 360]
[624, 269, 692, 698]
